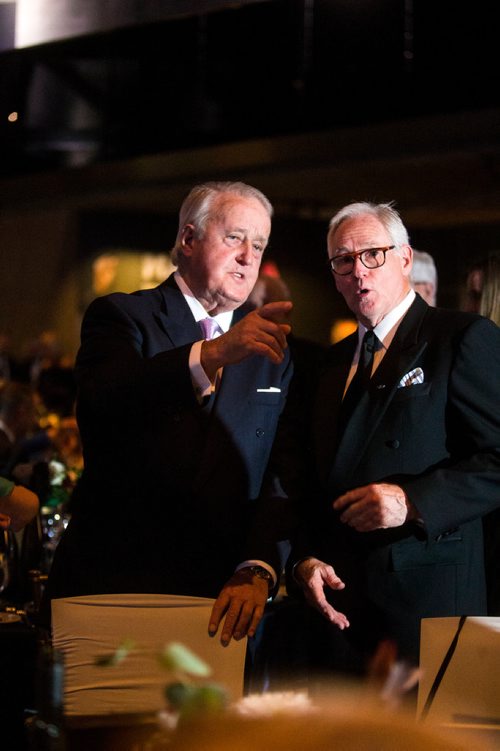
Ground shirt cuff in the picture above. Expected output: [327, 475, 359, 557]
[236, 560, 278, 588]
[189, 340, 214, 400]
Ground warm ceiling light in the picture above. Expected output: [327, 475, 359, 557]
[8, 112, 18, 122]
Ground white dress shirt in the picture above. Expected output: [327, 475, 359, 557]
[174, 272, 232, 398]
[346, 289, 416, 390]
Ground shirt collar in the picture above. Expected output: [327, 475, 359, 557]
[357, 288, 416, 347]
[174, 272, 233, 333]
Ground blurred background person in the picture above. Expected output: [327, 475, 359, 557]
[0, 381, 38, 476]
[409, 249, 438, 306]
[0, 477, 39, 533]
[0, 332, 17, 386]
[461, 259, 485, 314]
[246, 273, 327, 401]
[16, 330, 64, 387]
[473, 250, 500, 615]
[36, 365, 77, 423]
[478, 250, 500, 325]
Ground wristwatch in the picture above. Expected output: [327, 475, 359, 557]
[244, 565, 274, 591]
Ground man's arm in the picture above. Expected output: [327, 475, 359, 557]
[332, 483, 418, 532]
[0, 479, 39, 531]
[208, 567, 271, 646]
[333, 317, 500, 537]
[78, 296, 292, 413]
[200, 302, 292, 380]
[208, 327, 297, 646]
[398, 316, 500, 537]
[293, 557, 350, 629]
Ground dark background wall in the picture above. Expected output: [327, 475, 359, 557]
[1, 0, 500, 358]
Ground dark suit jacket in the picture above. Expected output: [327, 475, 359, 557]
[291, 295, 500, 660]
[47, 275, 293, 601]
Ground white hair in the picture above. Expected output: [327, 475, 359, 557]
[410, 250, 438, 288]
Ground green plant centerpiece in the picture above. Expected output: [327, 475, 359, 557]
[95, 640, 228, 724]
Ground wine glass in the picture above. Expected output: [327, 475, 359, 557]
[0, 528, 15, 597]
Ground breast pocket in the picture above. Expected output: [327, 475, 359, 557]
[253, 391, 283, 407]
[392, 382, 431, 402]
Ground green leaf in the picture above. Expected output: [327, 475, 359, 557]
[158, 642, 212, 677]
[164, 681, 197, 709]
[190, 684, 227, 712]
[94, 638, 136, 667]
[176, 684, 228, 720]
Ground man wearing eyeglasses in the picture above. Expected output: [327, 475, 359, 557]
[287, 201, 500, 676]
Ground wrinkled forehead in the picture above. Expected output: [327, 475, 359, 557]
[211, 193, 269, 222]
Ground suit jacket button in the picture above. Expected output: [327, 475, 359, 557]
[387, 439, 400, 449]
[256, 428, 265, 438]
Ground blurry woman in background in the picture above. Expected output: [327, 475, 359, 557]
[478, 251, 500, 325]
[474, 251, 500, 615]
[462, 250, 500, 320]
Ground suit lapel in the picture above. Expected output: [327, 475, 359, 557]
[329, 296, 430, 490]
[155, 275, 204, 347]
[314, 334, 356, 486]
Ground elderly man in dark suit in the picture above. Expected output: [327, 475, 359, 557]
[46, 181, 293, 646]
[289, 201, 500, 674]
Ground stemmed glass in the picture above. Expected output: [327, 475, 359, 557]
[0, 528, 15, 598]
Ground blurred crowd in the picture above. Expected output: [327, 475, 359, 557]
[0, 330, 82, 611]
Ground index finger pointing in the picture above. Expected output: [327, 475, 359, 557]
[258, 301, 293, 320]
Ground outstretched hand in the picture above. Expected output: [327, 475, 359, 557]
[294, 557, 350, 629]
[201, 301, 292, 381]
[208, 568, 270, 647]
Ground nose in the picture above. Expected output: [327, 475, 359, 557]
[236, 239, 254, 265]
[352, 255, 368, 277]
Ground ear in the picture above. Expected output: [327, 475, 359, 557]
[181, 224, 196, 256]
[400, 244, 413, 277]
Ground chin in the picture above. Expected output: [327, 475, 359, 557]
[226, 288, 251, 306]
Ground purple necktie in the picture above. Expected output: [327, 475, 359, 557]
[199, 317, 221, 340]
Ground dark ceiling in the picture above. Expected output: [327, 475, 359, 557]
[1, 1, 500, 342]
[1, 0, 500, 243]
[1, 1, 498, 177]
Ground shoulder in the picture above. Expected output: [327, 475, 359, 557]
[422, 306, 498, 341]
[85, 283, 169, 320]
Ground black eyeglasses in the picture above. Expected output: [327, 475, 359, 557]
[328, 246, 396, 276]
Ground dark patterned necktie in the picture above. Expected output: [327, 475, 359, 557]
[338, 329, 377, 432]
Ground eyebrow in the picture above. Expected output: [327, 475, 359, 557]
[334, 244, 384, 255]
[226, 226, 268, 243]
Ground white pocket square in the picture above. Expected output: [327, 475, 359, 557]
[256, 386, 281, 393]
[398, 367, 424, 388]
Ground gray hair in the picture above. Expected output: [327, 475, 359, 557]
[171, 181, 273, 265]
[410, 250, 438, 288]
[327, 201, 410, 251]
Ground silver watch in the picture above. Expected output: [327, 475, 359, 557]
[245, 565, 274, 590]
